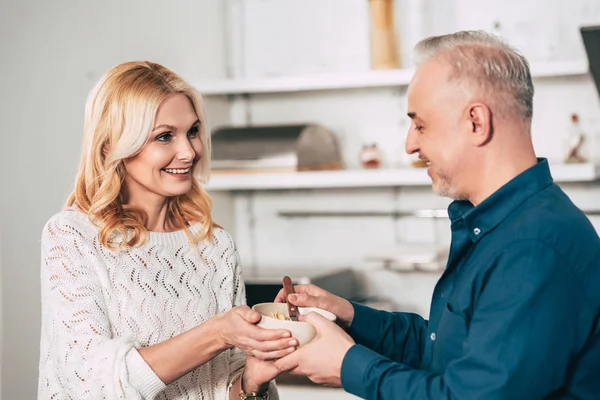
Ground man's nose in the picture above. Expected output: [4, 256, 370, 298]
[405, 129, 419, 155]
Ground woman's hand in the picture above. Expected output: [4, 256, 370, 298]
[241, 354, 288, 394]
[214, 306, 298, 360]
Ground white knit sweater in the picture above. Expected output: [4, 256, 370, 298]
[38, 210, 275, 399]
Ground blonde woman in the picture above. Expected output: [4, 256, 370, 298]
[38, 61, 294, 399]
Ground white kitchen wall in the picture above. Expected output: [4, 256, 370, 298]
[0, 229, 3, 400]
[0, 1, 228, 398]
[2, 0, 600, 397]
[204, 0, 600, 316]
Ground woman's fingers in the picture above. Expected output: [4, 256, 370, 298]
[246, 324, 291, 341]
[250, 346, 296, 361]
[237, 332, 298, 360]
[246, 336, 298, 353]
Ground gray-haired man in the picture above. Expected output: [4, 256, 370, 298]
[274, 30, 600, 399]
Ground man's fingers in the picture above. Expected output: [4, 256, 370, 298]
[274, 288, 287, 303]
[274, 351, 301, 372]
[273, 284, 318, 303]
[288, 292, 330, 311]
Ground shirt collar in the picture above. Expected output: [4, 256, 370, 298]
[447, 158, 554, 242]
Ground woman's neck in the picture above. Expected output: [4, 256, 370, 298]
[125, 195, 176, 233]
[145, 202, 172, 232]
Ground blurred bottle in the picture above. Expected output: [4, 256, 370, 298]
[369, 0, 400, 69]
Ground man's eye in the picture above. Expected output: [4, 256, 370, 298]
[187, 126, 199, 138]
[156, 132, 173, 142]
[415, 125, 424, 132]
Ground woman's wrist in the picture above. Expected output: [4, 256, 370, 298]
[241, 369, 269, 394]
[207, 314, 231, 351]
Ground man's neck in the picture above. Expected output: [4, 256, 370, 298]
[467, 147, 538, 206]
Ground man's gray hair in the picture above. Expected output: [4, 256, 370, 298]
[414, 30, 534, 121]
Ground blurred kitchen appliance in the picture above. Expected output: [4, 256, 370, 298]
[210, 124, 343, 173]
[364, 243, 449, 272]
[581, 25, 600, 100]
[244, 267, 359, 307]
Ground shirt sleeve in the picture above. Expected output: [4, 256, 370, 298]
[340, 240, 588, 399]
[347, 302, 429, 367]
[38, 215, 166, 399]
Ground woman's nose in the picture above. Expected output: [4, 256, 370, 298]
[177, 138, 196, 161]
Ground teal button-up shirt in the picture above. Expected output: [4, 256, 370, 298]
[341, 159, 600, 399]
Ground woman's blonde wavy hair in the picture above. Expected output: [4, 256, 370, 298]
[66, 61, 216, 249]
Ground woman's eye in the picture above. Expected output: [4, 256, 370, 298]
[415, 125, 424, 132]
[187, 126, 199, 138]
[156, 132, 173, 142]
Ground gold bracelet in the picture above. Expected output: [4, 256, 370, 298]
[239, 389, 268, 399]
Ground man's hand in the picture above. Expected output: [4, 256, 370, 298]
[274, 312, 355, 387]
[274, 284, 355, 328]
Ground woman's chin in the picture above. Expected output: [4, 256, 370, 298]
[162, 182, 193, 197]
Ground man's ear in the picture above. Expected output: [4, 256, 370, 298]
[464, 102, 492, 146]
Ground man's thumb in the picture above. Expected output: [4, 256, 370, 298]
[288, 292, 315, 307]
[299, 311, 327, 327]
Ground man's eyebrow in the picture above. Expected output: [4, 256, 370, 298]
[407, 112, 417, 119]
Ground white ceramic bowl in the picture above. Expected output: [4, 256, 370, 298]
[252, 302, 336, 346]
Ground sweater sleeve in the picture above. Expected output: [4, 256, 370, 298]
[227, 235, 247, 388]
[223, 231, 280, 400]
[38, 214, 166, 399]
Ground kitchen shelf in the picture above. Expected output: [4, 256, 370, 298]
[195, 60, 589, 96]
[205, 162, 600, 191]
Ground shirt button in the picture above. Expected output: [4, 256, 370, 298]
[430, 332, 436, 341]
[473, 227, 481, 235]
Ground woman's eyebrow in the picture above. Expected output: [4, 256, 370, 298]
[152, 120, 200, 131]
[152, 124, 177, 131]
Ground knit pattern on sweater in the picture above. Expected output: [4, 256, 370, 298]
[38, 210, 249, 399]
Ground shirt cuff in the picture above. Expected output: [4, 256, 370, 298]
[341, 344, 384, 399]
[125, 347, 167, 399]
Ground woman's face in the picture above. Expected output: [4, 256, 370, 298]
[122, 94, 203, 205]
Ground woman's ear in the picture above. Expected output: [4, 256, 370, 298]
[466, 102, 492, 146]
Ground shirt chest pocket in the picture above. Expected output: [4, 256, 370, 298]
[433, 300, 470, 369]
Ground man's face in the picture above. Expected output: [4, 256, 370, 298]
[405, 58, 470, 200]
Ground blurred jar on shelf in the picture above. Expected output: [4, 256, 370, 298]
[360, 143, 383, 169]
[564, 113, 591, 164]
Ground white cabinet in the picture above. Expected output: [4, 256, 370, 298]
[277, 385, 361, 400]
